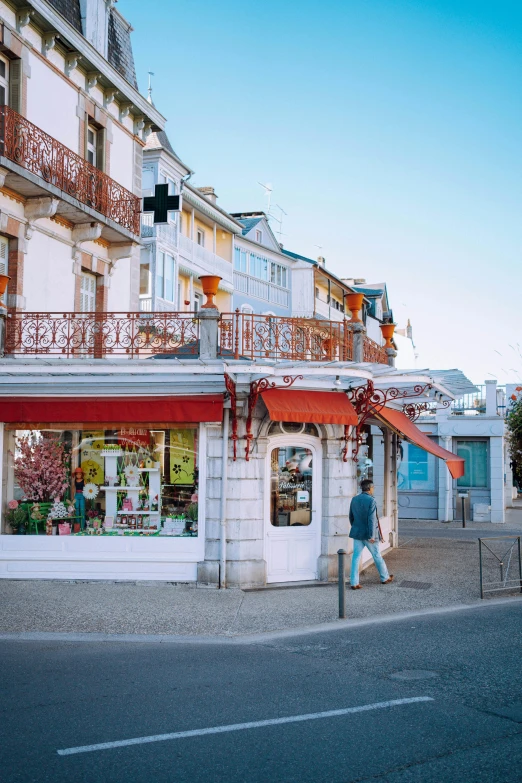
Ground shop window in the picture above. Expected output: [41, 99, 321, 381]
[397, 441, 436, 491]
[270, 446, 313, 527]
[4, 427, 200, 537]
[457, 440, 488, 488]
[0, 236, 7, 304]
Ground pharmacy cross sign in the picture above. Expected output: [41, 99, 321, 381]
[142, 184, 182, 225]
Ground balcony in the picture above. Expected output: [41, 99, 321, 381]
[178, 234, 233, 289]
[233, 271, 290, 308]
[0, 106, 141, 239]
[141, 213, 178, 246]
[314, 296, 345, 322]
[5, 311, 199, 358]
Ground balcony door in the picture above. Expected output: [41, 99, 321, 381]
[80, 272, 96, 313]
[265, 434, 322, 583]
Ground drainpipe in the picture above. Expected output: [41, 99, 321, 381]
[219, 407, 230, 588]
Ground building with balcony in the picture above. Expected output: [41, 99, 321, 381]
[229, 212, 293, 317]
[395, 379, 510, 523]
[0, 0, 164, 317]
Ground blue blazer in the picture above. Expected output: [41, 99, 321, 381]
[349, 492, 378, 541]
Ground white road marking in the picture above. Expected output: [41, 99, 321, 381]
[57, 696, 434, 756]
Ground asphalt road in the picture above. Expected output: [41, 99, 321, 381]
[2, 602, 521, 783]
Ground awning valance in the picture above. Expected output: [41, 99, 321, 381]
[0, 395, 223, 424]
[373, 406, 465, 479]
[261, 389, 358, 425]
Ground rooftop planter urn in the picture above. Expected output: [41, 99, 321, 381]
[380, 322, 396, 348]
[198, 275, 222, 309]
[346, 292, 364, 323]
[0, 273, 10, 298]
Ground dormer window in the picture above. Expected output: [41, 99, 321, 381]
[255, 229, 262, 243]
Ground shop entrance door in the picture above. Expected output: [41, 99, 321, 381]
[265, 437, 321, 583]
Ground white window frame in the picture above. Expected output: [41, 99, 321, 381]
[87, 125, 97, 167]
[0, 55, 9, 107]
[255, 229, 262, 243]
[196, 228, 205, 247]
[80, 272, 97, 313]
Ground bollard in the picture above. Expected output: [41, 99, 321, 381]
[461, 495, 466, 529]
[338, 549, 346, 619]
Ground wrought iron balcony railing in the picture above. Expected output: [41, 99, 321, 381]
[218, 311, 355, 362]
[363, 334, 389, 364]
[0, 106, 141, 236]
[5, 311, 199, 358]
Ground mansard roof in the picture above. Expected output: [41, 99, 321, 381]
[107, 8, 138, 89]
[47, 0, 82, 32]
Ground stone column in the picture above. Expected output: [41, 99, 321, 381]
[439, 435, 453, 522]
[485, 379, 498, 416]
[386, 347, 397, 367]
[198, 307, 220, 360]
[490, 434, 505, 523]
[352, 322, 366, 363]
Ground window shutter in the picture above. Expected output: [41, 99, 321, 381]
[80, 272, 96, 313]
[96, 128, 105, 172]
[0, 236, 8, 277]
[9, 59, 22, 114]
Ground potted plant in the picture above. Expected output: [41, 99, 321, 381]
[13, 505, 29, 535]
[5, 499, 20, 534]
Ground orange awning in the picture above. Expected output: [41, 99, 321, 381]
[261, 389, 358, 425]
[374, 406, 465, 479]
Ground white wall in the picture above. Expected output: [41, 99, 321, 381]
[27, 53, 79, 152]
[107, 262, 132, 311]
[291, 265, 314, 317]
[24, 232, 75, 311]
[366, 315, 382, 344]
[110, 124, 134, 191]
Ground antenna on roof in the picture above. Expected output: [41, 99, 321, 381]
[269, 204, 288, 239]
[147, 71, 155, 104]
[258, 181, 273, 213]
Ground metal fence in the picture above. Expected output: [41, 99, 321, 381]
[479, 536, 522, 598]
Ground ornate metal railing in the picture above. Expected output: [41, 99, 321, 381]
[5, 311, 199, 358]
[0, 106, 141, 235]
[218, 311, 354, 362]
[363, 334, 388, 364]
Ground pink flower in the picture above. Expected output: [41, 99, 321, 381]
[8, 499, 18, 510]
[191, 493, 198, 503]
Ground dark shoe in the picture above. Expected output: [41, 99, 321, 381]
[350, 584, 362, 590]
[381, 575, 394, 584]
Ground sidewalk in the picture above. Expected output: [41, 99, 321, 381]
[1, 533, 521, 638]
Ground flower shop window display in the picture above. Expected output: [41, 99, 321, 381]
[4, 426, 200, 537]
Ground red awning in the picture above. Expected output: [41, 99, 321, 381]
[374, 406, 465, 479]
[261, 389, 358, 425]
[0, 396, 223, 424]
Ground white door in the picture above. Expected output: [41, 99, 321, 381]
[265, 436, 321, 583]
[80, 272, 96, 313]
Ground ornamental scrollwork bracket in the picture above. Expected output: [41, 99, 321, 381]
[245, 375, 303, 461]
[224, 373, 238, 461]
[347, 380, 432, 461]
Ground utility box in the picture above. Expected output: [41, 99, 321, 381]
[473, 503, 491, 522]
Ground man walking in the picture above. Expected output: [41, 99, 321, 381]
[349, 479, 394, 589]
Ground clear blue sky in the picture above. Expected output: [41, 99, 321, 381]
[123, 0, 521, 386]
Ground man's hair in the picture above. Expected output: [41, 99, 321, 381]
[361, 479, 374, 493]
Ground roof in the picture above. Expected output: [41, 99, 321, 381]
[107, 8, 138, 89]
[237, 217, 263, 236]
[352, 286, 384, 298]
[48, 0, 82, 31]
[145, 130, 177, 158]
[281, 249, 315, 264]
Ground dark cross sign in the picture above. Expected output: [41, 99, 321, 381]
[142, 184, 182, 225]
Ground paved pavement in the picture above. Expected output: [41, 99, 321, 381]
[2, 601, 521, 782]
[1, 517, 521, 637]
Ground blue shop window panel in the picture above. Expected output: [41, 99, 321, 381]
[457, 441, 488, 488]
[398, 442, 437, 491]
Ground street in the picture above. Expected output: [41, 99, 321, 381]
[2, 601, 521, 782]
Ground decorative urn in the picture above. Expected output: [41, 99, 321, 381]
[380, 322, 396, 348]
[0, 273, 10, 298]
[346, 292, 365, 323]
[198, 275, 222, 309]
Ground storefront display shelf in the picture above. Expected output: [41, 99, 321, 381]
[116, 510, 160, 515]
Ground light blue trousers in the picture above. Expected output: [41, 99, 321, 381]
[350, 538, 389, 585]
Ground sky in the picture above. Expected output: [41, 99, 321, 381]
[122, 0, 521, 386]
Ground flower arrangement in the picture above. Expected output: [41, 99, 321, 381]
[124, 465, 140, 486]
[83, 483, 99, 501]
[14, 433, 69, 502]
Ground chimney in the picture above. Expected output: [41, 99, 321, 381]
[198, 187, 218, 204]
[317, 256, 326, 267]
[406, 318, 412, 340]
[354, 278, 366, 285]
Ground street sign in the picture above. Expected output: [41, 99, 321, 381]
[142, 184, 182, 225]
